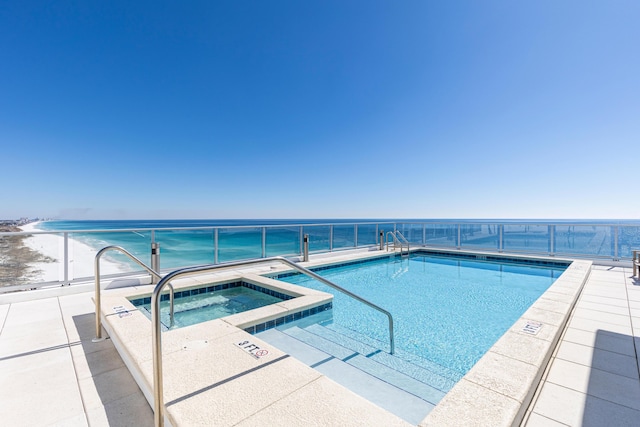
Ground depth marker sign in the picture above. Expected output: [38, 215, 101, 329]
[236, 340, 270, 359]
[522, 321, 542, 335]
[113, 305, 132, 318]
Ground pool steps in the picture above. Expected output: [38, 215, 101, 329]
[286, 325, 448, 401]
[257, 312, 462, 424]
[303, 323, 460, 391]
[256, 327, 432, 424]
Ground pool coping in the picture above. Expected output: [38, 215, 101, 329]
[416, 251, 592, 426]
[97, 248, 591, 426]
[262, 247, 592, 426]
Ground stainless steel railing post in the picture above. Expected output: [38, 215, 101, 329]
[303, 234, 309, 262]
[93, 251, 102, 341]
[151, 243, 160, 284]
[63, 232, 69, 284]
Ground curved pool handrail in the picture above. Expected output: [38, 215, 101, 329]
[386, 231, 409, 256]
[395, 230, 410, 255]
[151, 256, 395, 427]
[94, 245, 174, 341]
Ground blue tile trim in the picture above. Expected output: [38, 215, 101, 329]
[245, 302, 333, 335]
[129, 280, 295, 308]
[270, 251, 570, 281]
[415, 249, 571, 268]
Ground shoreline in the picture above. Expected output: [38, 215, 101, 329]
[0, 222, 56, 287]
[0, 222, 126, 286]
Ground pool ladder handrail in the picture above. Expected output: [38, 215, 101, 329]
[395, 231, 410, 256]
[150, 256, 395, 427]
[93, 245, 175, 342]
[386, 230, 410, 256]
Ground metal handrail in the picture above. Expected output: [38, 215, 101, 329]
[93, 245, 174, 342]
[386, 231, 409, 256]
[395, 231, 410, 255]
[385, 231, 397, 251]
[151, 256, 395, 427]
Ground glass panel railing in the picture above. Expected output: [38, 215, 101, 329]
[618, 225, 640, 259]
[33, 232, 65, 283]
[0, 232, 63, 285]
[396, 223, 424, 244]
[79, 230, 152, 277]
[425, 223, 458, 247]
[554, 225, 613, 257]
[5, 220, 640, 292]
[154, 229, 214, 269]
[460, 224, 498, 250]
[356, 224, 378, 246]
[303, 225, 331, 252]
[503, 224, 550, 253]
[218, 227, 262, 263]
[332, 224, 356, 250]
[266, 226, 300, 257]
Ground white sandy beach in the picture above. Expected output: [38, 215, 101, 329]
[19, 222, 125, 283]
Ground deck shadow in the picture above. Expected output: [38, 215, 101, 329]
[72, 312, 153, 426]
[583, 330, 640, 426]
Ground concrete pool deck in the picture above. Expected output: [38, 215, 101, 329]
[1, 255, 639, 426]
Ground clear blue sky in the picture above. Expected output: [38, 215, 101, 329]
[1, 1, 638, 220]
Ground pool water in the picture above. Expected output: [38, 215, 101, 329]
[277, 253, 567, 376]
[132, 285, 285, 329]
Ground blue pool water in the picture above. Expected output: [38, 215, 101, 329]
[277, 253, 567, 376]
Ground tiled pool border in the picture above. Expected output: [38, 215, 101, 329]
[128, 280, 332, 333]
[272, 248, 571, 280]
[242, 302, 332, 334]
[128, 280, 296, 306]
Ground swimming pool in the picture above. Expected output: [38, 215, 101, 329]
[275, 252, 568, 376]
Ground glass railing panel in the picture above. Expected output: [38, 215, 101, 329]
[71, 230, 152, 279]
[332, 224, 356, 250]
[554, 225, 613, 257]
[425, 224, 458, 247]
[0, 231, 64, 286]
[460, 224, 499, 250]
[218, 227, 262, 263]
[618, 225, 640, 258]
[502, 224, 550, 253]
[396, 223, 424, 244]
[356, 224, 378, 246]
[154, 229, 215, 269]
[303, 225, 331, 252]
[266, 226, 300, 257]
